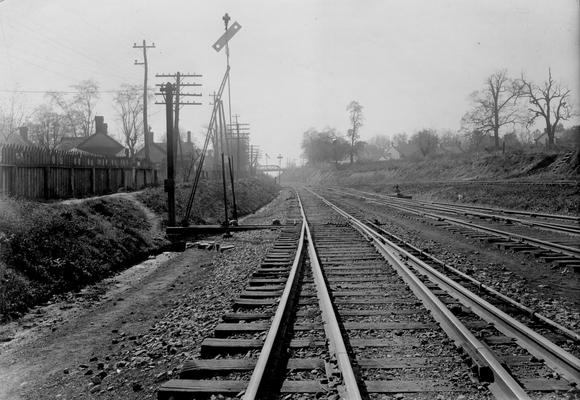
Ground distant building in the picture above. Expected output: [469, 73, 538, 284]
[0, 127, 35, 147]
[135, 130, 196, 161]
[135, 130, 198, 180]
[56, 116, 125, 157]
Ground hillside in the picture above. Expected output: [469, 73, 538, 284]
[284, 150, 580, 214]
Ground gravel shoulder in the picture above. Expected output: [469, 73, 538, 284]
[0, 189, 295, 400]
[325, 191, 580, 332]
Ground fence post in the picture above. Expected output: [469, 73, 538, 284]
[10, 166, 16, 196]
[69, 167, 75, 197]
[91, 167, 96, 194]
[107, 167, 112, 193]
[43, 166, 49, 199]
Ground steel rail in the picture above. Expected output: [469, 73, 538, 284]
[382, 200, 580, 255]
[337, 187, 580, 236]
[306, 188, 531, 400]
[310, 189, 580, 384]
[366, 221, 580, 342]
[423, 200, 580, 224]
[337, 189, 580, 258]
[243, 217, 306, 399]
[351, 189, 580, 235]
[298, 193, 363, 400]
[343, 187, 580, 223]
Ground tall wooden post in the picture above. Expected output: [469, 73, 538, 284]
[163, 83, 176, 227]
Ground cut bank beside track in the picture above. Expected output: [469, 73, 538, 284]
[158, 188, 580, 400]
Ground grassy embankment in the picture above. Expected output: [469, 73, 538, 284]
[0, 176, 279, 320]
[285, 151, 579, 214]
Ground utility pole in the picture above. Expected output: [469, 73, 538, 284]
[277, 154, 283, 184]
[227, 115, 250, 175]
[159, 83, 175, 226]
[156, 72, 202, 181]
[133, 40, 155, 162]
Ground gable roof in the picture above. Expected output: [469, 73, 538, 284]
[56, 132, 124, 157]
[1, 133, 34, 147]
[57, 137, 85, 151]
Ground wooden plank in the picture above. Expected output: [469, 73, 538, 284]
[215, 322, 322, 335]
[201, 338, 327, 356]
[520, 378, 572, 391]
[333, 309, 426, 316]
[180, 358, 324, 377]
[335, 298, 420, 305]
[358, 357, 454, 369]
[365, 380, 458, 393]
[233, 298, 276, 307]
[344, 322, 436, 330]
[248, 278, 287, 285]
[158, 379, 327, 398]
[222, 312, 271, 322]
[245, 285, 285, 291]
[239, 290, 283, 298]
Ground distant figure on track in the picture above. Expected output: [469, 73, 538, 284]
[394, 184, 400, 195]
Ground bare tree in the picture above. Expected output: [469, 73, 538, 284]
[47, 79, 100, 137]
[461, 70, 522, 150]
[410, 129, 439, 157]
[346, 100, 363, 164]
[114, 84, 144, 159]
[0, 94, 28, 142]
[392, 132, 408, 149]
[368, 134, 392, 158]
[72, 80, 100, 137]
[29, 105, 67, 149]
[520, 69, 572, 148]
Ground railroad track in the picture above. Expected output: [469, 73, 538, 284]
[340, 187, 580, 234]
[328, 187, 580, 271]
[158, 189, 579, 399]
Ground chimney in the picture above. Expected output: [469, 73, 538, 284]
[103, 123, 108, 135]
[19, 126, 29, 142]
[187, 131, 191, 143]
[95, 116, 104, 134]
[148, 129, 155, 145]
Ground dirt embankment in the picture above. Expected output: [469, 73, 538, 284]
[284, 151, 580, 213]
[0, 176, 279, 320]
[0, 188, 296, 400]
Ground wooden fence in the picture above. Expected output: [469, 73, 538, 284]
[0, 145, 158, 200]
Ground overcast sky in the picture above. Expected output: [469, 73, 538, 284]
[0, 0, 578, 164]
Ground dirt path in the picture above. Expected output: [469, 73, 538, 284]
[0, 190, 291, 400]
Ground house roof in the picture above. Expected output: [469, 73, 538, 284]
[57, 137, 85, 151]
[56, 132, 125, 157]
[1, 133, 34, 147]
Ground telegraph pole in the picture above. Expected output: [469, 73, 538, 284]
[277, 154, 283, 184]
[156, 72, 202, 181]
[160, 83, 175, 226]
[133, 40, 155, 162]
[227, 114, 250, 175]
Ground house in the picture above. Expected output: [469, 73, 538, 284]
[56, 116, 125, 157]
[0, 127, 35, 147]
[135, 130, 198, 180]
[135, 130, 197, 163]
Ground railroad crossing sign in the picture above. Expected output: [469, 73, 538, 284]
[212, 21, 242, 52]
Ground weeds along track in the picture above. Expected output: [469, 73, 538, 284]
[158, 189, 579, 400]
[329, 187, 580, 272]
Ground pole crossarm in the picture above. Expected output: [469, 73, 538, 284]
[133, 39, 156, 162]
